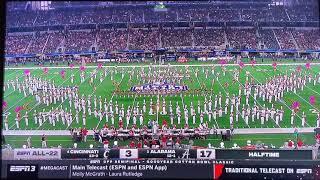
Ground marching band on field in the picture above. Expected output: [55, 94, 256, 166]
[3, 65, 320, 132]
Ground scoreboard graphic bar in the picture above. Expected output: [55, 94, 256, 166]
[60, 148, 313, 160]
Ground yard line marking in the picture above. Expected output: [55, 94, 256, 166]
[253, 66, 311, 128]
[216, 68, 251, 129]
[9, 69, 80, 130]
[276, 67, 320, 112]
[5, 73, 56, 122]
[96, 70, 125, 130]
[4, 69, 50, 98]
[65, 68, 110, 130]
[191, 66, 220, 129]
[225, 66, 281, 128]
[36, 68, 90, 130]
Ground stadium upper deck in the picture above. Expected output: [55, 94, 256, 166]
[4, 1, 320, 56]
[6, 1, 319, 27]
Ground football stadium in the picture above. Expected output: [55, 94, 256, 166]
[1, 1, 320, 179]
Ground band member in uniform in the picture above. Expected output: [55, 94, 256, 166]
[302, 111, 306, 127]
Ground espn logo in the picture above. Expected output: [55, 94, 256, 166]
[9, 165, 36, 172]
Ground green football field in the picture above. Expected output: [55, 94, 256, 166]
[2, 58, 320, 148]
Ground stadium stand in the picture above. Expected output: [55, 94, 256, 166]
[161, 29, 193, 48]
[43, 32, 65, 54]
[4, 1, 320, 55]
[64, 31, 96, 53]
[292, 30, 320, 50]
[97, 29, 128, 52]
[128, 29, 159, 50]
[5, 34, 33, 55]
[273, 29, 297, 50]
[259, 29, 280, 49]
[226, 29, 257, 49]
[27, 32, 48, 54]
[194, 29, 225, 47]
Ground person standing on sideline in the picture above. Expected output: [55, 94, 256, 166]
[27, 136, 32, 148]
[41, 134, 47, 148]
[82, 127, 88, 142]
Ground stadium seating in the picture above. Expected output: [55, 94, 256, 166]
[4, 2, 320, 55]
[28, 33, 48, 54]
[292, 30, 320, 50]
[259, 29, 280, 49]
[65, 31, 96, 53]
[194, 29, 225, 47]
[161, 29, 193, 48]
[5, 34, 33, 55]
[43, 32, 65, 54]
[128, 29, 159, 50]
[226, 29, 257, 49]
[273, 29, 297, 50]
[97, 30, 128, 52]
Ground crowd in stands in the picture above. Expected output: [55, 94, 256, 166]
[292, 30, 320, 50]
[259, 29, 280, 49]
[28, 33, 48, 54]
[128, 29, 159, 50]
[64, 31, 96, 53]
[6, 4, 319, 27]
[274, 29, 297, 50]
[6, 27, 320, 55]
[209, 9, 240, 21]
[35, 10, 84, 26]
[161, 29, 193, 48]
[194, 29, 225, 47]
[6, 10, 37, 27]
[97, 30, 128, 52]
[241, 9, 271, 21]
[226, 29, 257, 49]
[5, 34, 32, 55]
[271, 7, 289, 22]
[43, 32, 65, 54]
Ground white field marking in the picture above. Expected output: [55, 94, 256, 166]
[5, 62, 320, 70]
[253, 66, 311, 127]
[191, 66, 220, 129]
[3, 70, 19, 93]
[5, 70, 59, 115]
[35, 69, 87, 130]
[276, 67, 320, 113]
[65, 68, 110, 130]
[216, 69, 252, 129]
[132, 69, 141, 123]
[225, 67, 282, 128]
[306, 67, 320, 96]
[95, 70, 125, 129]
[4, 69, 18, 78]
[27, 68, 81, 114]
[179, 69, 186, 127]
[4, 70, 41, 98]
[298, 67, 320, 97]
